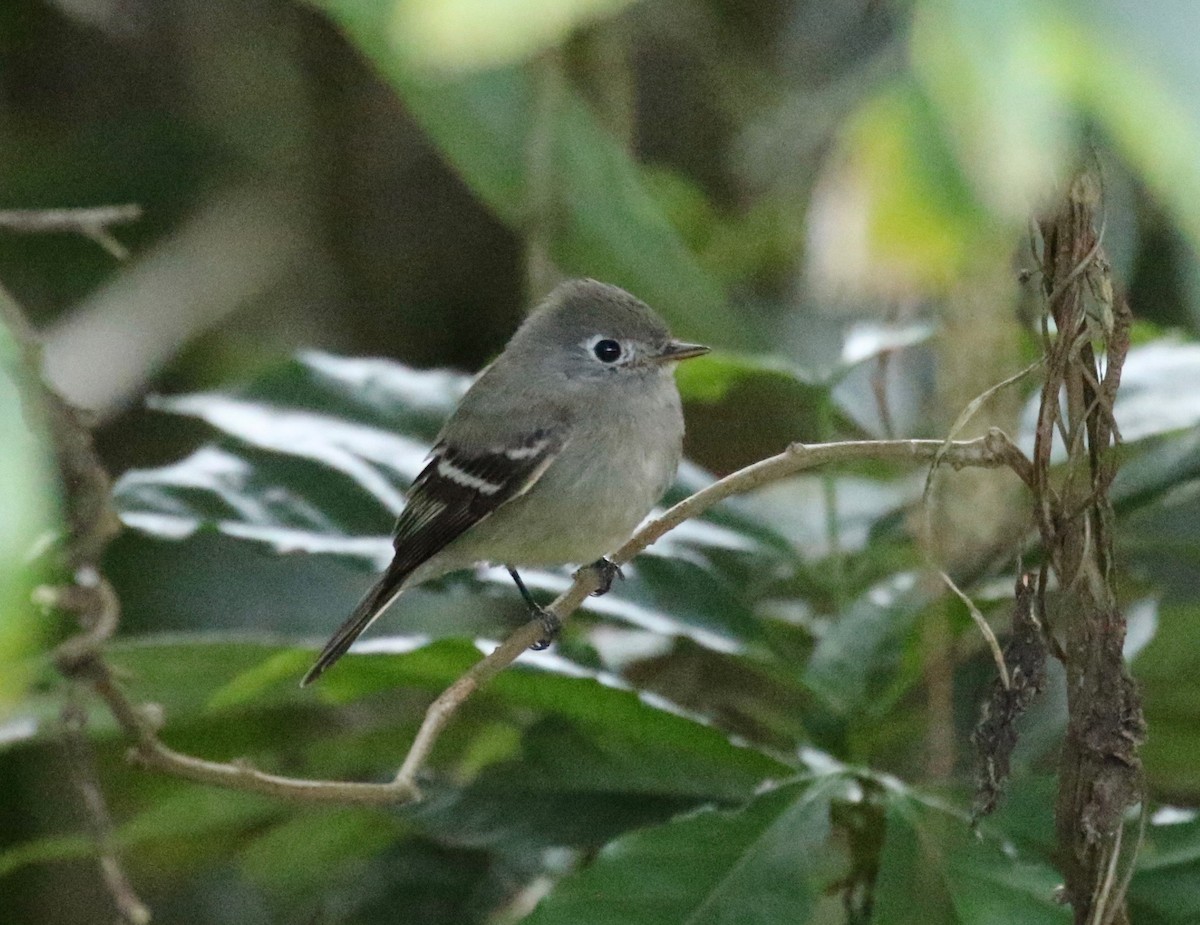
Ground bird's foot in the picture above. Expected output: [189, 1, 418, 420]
[579, 557, 624, 597]
[530, 607, 562, 650]
[506, 566, 561, 650]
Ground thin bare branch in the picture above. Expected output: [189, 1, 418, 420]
[57, 433, 1029, 807]
[3, 281, 144, 918]
[940, 571, 1009, 689]
[0, 204, 142, 259]
[923, 359, 1042, 512]
[61, 686, 151, 925]
[390, 431, 1031, 791]
[52, 578, 421, 806]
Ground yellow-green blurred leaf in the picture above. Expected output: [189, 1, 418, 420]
[390, 0, 638, 73]
[808, 80, 1004, 297]
[0, 326, 56, 715]
[910, 0, 1076, 224]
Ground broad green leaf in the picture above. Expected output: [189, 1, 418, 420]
[4, 634, 788, 883]
[114, 353, 799, 653]
[304, 0, 732, 345]
[874, 791, 1069, 925]
[100, 635, 789, 798]
[1130, 810, 1200, 925]
[522, 774, 848, 925]
[334, 837, 508, 925]
[0, 785, 282, 879]
[803, 571, 929, 718]
[310, 639, 793, 799]
[0, 322, 57, 715]
[239, 807, 405, 894]
[674, 352, 822, 405]
[1131, 603, 1200, 794]
[410, 752, 706, 853]
[0, 833, 92, 879]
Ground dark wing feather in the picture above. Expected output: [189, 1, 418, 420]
[301, 425, 566, 685]
[388, 427, 564, 573]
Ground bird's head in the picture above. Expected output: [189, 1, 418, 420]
[513, 278, 709, 385]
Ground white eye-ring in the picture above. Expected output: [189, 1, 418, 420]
[586, 335, 625, 364]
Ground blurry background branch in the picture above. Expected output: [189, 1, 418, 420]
[39, 186, 315, 422]
[0, 205, 141, 260]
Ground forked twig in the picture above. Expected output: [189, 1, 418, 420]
[0, 204, 142, 259]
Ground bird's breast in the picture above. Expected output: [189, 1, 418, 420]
[455, 377, 684, 567]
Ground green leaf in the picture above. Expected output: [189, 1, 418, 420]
[98, 635, 789, 799]
[1132, 603, 1200, 795]
[239, 807, 405, 894]
[1130, 810, 1200, 925]
[410, 752, 705, 853]
[523, 774, 848, 925]
[311, 638, 793, 799]
[389, 0, 639, 73]
[5, 634, 788, 884]
[0, 785, 282, 879]
[0, 833, 93, 879]
[0, 323, 57, 715]
[303, 0, 732, 344]
[874, 790, 1069, 925]
[674, 352, 821, 405]
[803, 571, 929, 717]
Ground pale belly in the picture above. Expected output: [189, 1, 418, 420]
[437, 390, 683, 569]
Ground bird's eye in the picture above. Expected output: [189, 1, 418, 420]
[593, 339, 622, 363]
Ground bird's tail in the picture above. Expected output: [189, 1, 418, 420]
[300, 566, 408, 686]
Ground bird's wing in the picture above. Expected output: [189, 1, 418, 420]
[388, 423, 569, 574]
[301, 422, 569, 686]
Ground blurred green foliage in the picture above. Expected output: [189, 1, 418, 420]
[0, 326, 56, 716]
[4, 0, 1200, 923]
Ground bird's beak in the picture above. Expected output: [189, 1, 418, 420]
[654, 341, 711, 364]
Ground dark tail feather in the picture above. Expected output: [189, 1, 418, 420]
[300, 568, 407, 686]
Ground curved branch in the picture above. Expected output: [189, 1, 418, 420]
[64, 430, 1030, 806]
[390, 429, 1031, 795]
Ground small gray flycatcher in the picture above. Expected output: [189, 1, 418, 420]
[302, 278, 709, 685]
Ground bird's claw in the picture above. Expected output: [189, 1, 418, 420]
[581, 557, 624, 597]
[530, 607, 562, 650]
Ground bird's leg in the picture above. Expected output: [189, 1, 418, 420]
[506, 567, 560, 649]
[579, 557, 624, 597]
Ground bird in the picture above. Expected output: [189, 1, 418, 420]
[301, 278, 709, 685]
